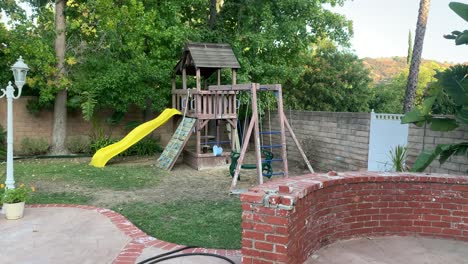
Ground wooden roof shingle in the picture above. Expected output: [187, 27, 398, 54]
[175, 43, 240, 77]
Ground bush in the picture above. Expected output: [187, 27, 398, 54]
[66, 136, 91, 154]
[20, 137, 49, 156]
[90, 137, 117, 154]
[122, 137, 163, 156]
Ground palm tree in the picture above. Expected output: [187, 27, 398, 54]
[403, 0, 431, 113]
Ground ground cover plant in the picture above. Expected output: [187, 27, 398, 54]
[0, 157, 244, 249]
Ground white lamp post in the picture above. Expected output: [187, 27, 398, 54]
[1, 56, 29, 189]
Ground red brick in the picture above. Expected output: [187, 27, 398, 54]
[241, 192, 266, 203]
[255, 241, 274, 251]
[452, 185, 468, 192]
[279, 185, 293, 194]
[442, 228, 462, 236]
[243, 230, 265, 240]
[264, 216, 288, 226]
[242, 239, 253, 248]
[265, 234, 288, 244]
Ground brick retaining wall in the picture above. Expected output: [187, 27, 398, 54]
[240, 172, 468, 264]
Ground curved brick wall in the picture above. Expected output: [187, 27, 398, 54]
[240, 172, 468, 264]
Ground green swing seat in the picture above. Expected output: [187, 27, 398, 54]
[229, 150, 274, 179]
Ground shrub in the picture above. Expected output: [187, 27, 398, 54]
[66, 136, 91, 154]
[122, 137, 163, 156]
[20, 137, 49, 156]
[90, 137, 117, 153]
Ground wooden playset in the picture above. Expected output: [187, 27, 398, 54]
[156, 43, 313, 189]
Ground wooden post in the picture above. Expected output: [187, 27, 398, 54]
[182, 68, 187, 90]
[217, 69, 221, 85]
[196, 68, 201, 91]
[283, 114, 314, 173]
[171, 78, 176, 108]
[231, 113, 257, 189]
[232, 69, 237, 85]
[252, 83, 263, 184]
[276, 84, 288, 178]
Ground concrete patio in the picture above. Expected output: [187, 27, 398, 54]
[0, 205, 241, 264]
[306, 236, 468, 264]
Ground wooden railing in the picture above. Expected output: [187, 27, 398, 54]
[172, 89, 237, 119]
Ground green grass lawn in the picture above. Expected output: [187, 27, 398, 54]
[114, 199, 242, 249]
[0, 158, 242, 249]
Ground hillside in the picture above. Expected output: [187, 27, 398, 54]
[362, 57, 453, 84]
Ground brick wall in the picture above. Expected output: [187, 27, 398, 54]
[407, 124, 468, 174]
[267, 111, 370, 172]
[240, 172, 468, 264]
[0, 96, 174, 153]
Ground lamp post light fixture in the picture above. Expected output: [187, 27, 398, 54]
[0, 56, 29, 189]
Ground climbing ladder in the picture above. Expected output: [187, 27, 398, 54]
[157, 117, 196, 170]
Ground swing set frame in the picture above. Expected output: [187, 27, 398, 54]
[208, 83, 314, 190]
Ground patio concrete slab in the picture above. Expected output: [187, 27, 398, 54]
[305, 236, 468, 264]
[0, 205, 241, 264]
[0, 207, 130, 264]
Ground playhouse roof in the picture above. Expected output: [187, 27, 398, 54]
[174, 42, 240, 77]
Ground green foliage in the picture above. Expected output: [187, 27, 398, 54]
[370, 62, 446, 113]
[66, 136, 91, 154]
[122, 137, 163, 156]
[444, 2, 468, 45]
[114, 199, 242, 249]
[285, 41, 372, 112]
[90, 137, 117, 154]
[20, 137, 50, 156]
[402, 64, 468, 172]
[1, 184, 34, 203]
[388, 145, 407, 172]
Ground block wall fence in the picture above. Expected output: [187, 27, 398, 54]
[1, 98, 466, 175]
[240, 172, 468, 263]
[269, 111, 467, 175]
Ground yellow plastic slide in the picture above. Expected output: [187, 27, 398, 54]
[90, 108, 181, 168]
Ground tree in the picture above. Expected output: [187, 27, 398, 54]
[403, 0, 430, 113]
[213, 0, 353, 84]
[401, 1, 467, 172]
[407, 30, 412, 65]
[369, 61, 446, 114]
[51, 0, 68, 154]
[285, 41, 372, 112]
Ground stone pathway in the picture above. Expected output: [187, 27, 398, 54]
[0, 204, 241, 264]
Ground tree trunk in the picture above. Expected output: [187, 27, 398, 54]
[209, 0, 217, 29]
[50, 0, 68, 155]
[403, 0, 430, 113]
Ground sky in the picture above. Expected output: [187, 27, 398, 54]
[331, 0, 467, 63]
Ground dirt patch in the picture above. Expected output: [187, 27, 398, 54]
[28, 153, 313, 208]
